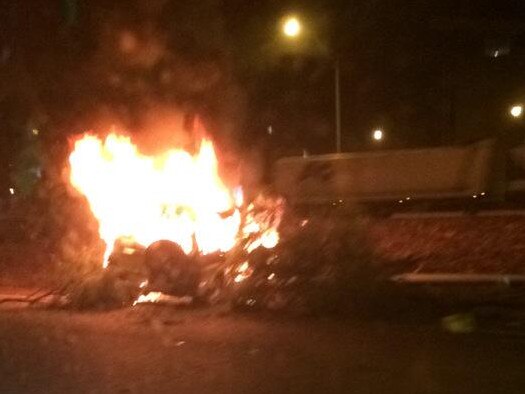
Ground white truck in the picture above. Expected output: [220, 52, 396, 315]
[274, 140, 498, 205]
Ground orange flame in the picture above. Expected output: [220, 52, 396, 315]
[68, 132, 280, 268]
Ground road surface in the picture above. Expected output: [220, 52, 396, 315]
[0, 293, 524, 393]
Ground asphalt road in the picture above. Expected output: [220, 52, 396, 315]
[0, 298, 525, 394]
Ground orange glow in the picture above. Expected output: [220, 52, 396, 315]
[68, 131, 281, 268]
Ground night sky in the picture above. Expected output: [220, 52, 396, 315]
[1, 0, 525, 193]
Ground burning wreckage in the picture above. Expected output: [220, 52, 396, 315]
[65, 131, 375, 311]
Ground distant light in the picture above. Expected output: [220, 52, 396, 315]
[486, 43, 510, 58]
[9, 187, 14, 195]
[32, 129, 39, 136]
[302, 149, 308, 158]
[406, 197, 411, 201]
[398, 199, 403, 203]
[510, 105, 523, 118]
[283, 17, 301, 38]
[267, 125, 273, 135]
[473, 194, 478, 199]
[267, 273, 275, 280]
[373, 129, 383, 141]
[480, 192, 486, 196]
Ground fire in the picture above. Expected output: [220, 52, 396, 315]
[133, 291, 162, 305]
[68, 132, 280, 268]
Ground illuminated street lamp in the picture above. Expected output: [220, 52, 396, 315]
[280, 15, 342, 153]
[372, 129, 383, 141]
[282, 17, 301, 38]
[510, 104, 523, 118]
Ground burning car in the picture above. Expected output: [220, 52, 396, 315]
[67, 131, 283, 305]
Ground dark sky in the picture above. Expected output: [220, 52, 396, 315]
[1, 0, 525, 193]
[221, 0, 525, 153]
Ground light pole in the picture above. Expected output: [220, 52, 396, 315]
[281, 16, 342, 153]
[334, 59, 341, 152]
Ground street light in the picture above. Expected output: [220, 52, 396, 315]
[372, 129, 383, 141]
[282, 17, 301, 38]
[280, 15, 342, 153]
[510, 104, 523, 118]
